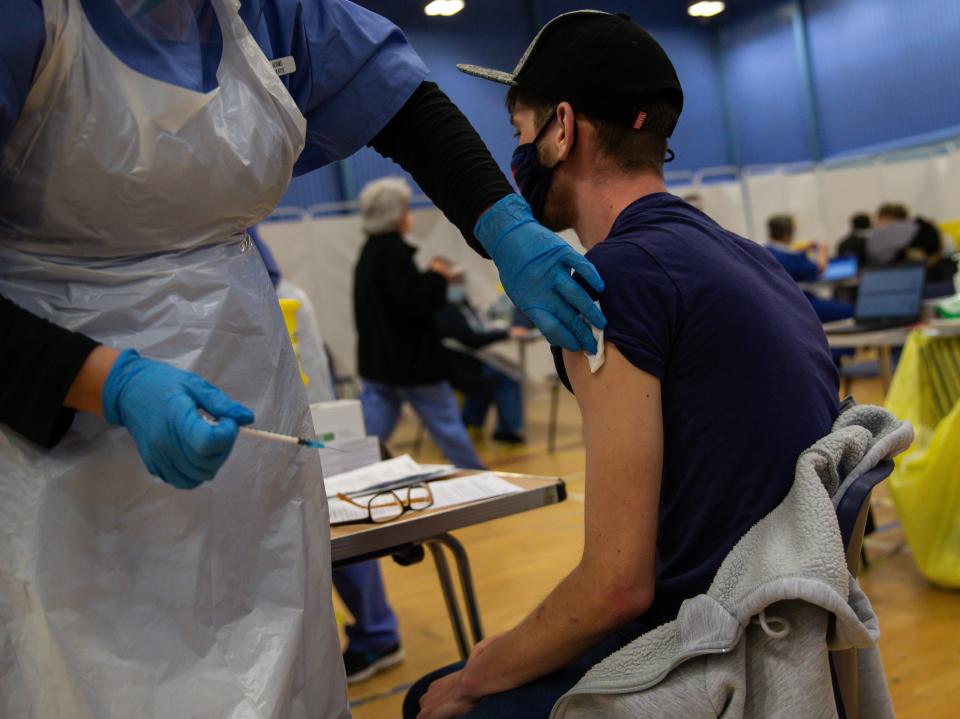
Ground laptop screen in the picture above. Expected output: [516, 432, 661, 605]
[821, 256, 858, 282]
[855, 265, 926, 320]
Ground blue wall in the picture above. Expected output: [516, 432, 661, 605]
[280, 0, 730, 208]
[804, 0, 960, 157]
[714, 0, 960, 164]
[278, 0, 960, 210]
[716, 2, 814, 165]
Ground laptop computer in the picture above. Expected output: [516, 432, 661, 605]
[820, 256, 858, 282]
[827, 265, 926, 334]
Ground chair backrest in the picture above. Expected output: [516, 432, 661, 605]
[830, 458, 895, 719]
[834, 459, 895, 576]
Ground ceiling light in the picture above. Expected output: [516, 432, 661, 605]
[424, 0, 465, 17]
[688, 1, 725, 18]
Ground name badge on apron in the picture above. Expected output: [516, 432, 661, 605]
[271, 56, 297, 77]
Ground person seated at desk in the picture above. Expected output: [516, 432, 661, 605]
[435, 270, 530, 444]
[766, 213, 853, 324]
[871, 203, 955, 290]
[837, 212, 872, 266]
[404, 12, 839, 718]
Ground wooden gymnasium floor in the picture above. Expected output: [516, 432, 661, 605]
[338, 365, 960, 718]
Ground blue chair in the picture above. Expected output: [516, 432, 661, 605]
[830, 459, 895, 719]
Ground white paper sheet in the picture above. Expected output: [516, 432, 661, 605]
[317, 436, 382, 479]
[322, 454, 424, 497]
[327, 473, 523, 525]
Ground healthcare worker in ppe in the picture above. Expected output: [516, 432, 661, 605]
[0, 1, 607, 717]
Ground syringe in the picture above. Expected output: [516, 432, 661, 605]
[239, 425, 340, 450]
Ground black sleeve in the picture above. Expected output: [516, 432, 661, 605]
[369, 81, 515, 256]
[435, 303, 509, 349]
[910, 218, 942, 257]
[0, 294, 99, 448]
[380, 247, 448, 318]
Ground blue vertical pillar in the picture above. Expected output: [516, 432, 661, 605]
[791, 0, 824, 161]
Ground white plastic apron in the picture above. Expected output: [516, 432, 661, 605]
[0, 1, 349, 717]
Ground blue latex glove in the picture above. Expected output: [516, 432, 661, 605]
[102, 349, 255, 490]
[475, 194, 607, 353]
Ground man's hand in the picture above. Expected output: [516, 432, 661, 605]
[417, 634, 504, 718]
[417, 669, 476, 719]
[508, 326, 531, 339]
[428, 256, 456, 281]
[474, 194, 606, 353]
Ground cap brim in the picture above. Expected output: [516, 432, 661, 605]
[456, 64, 517, 85]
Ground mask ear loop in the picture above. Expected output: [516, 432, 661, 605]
[665, 147, 676, 163]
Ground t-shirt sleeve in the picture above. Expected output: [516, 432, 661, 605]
[258, 0, 429, 175]
[589, 241, 682, 380]
[0, 0, 45, 149]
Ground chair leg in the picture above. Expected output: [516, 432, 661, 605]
[860, 507, 876, 569]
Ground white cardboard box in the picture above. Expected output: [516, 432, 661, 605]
[309, 400, 366, 442]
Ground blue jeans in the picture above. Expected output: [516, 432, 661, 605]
[333, 561, 400, 654]
[403, 632, 627, 718]
[336, 381, 486, 653]
[461, 367, 524, 435]
[359, 380, 486, 469]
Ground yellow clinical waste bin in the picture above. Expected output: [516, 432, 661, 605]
[278, 298, 310, 387]
[885, 332, 960, 587]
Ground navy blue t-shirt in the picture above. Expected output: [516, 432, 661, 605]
[554, 193, 839, 638]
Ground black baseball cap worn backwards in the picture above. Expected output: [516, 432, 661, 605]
[458, 10, 684, 138]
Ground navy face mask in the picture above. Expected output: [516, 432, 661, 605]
[510, 110, 572, 223]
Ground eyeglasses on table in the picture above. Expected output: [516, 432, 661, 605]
[336, 483, 435, 523]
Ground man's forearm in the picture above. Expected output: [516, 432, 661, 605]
[460, 563, 640, 699]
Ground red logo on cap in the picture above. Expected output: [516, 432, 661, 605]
[633, 111, 647, 130]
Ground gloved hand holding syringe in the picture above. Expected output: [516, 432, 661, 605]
[102, 349, 340, 491]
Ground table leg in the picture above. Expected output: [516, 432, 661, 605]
[878, 345, 894, 393]
[427, 542, 470, 660]
[519, 339, 528, 424]
[430, 534, 484, 644]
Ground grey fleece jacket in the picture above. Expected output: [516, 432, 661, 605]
[551, 404, 913, 719]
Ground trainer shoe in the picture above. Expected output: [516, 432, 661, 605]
[492, 430, 526, 444]
[342, 643, 404, 684]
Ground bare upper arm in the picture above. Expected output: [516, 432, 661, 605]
[563, 342, 663, 604]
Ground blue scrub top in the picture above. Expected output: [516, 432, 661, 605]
[0, 0, 428, 175]
[768, 244, 820, 283]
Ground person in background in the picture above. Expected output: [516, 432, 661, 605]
[345, 177, 487, 683]
[681, 193, 704, 211]
[406, 12, 839, 717]
[766, 214, 827, 281]
[869, 203, 918, 265]
[435, 271, 530, 444]
[250, 227, 337, 403]
[837, 212, 872, 266]
[870, 203, 954, 288]
[766, 214, 853, 324]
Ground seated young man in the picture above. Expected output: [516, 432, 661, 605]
[405, 12, 839, 719]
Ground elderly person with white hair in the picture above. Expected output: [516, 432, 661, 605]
[333, 177, 487, 683]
